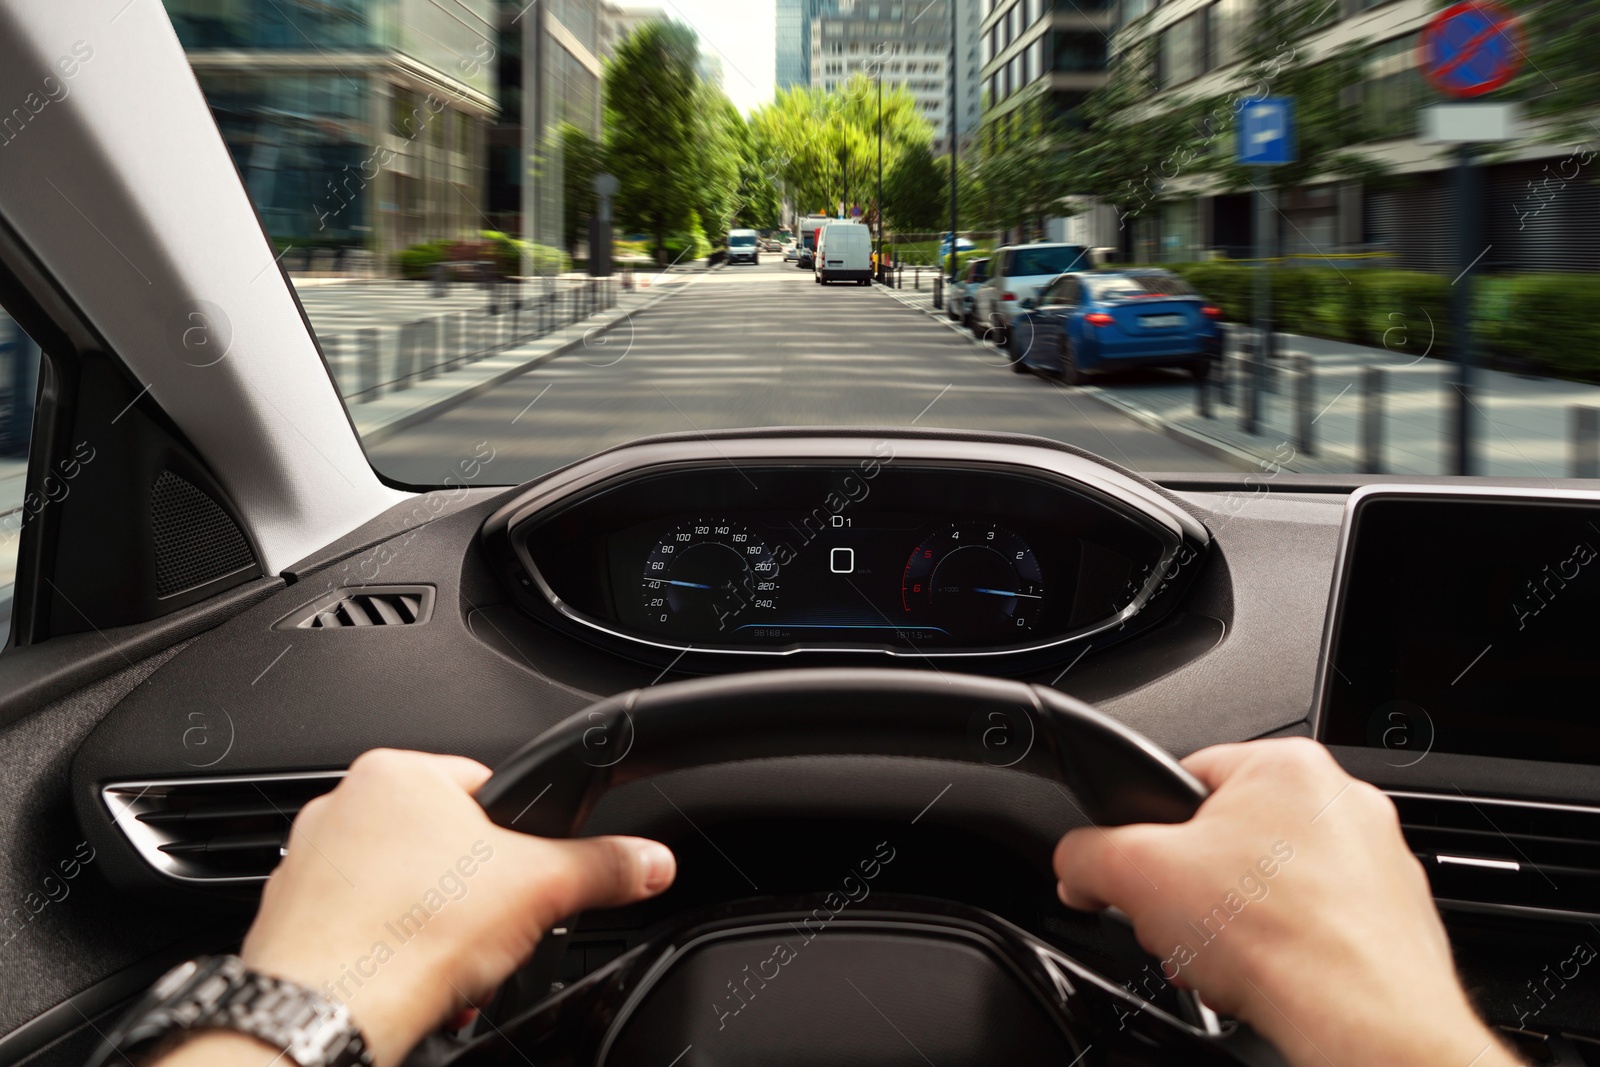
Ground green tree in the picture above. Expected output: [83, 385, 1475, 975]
[604, 21, 703, 264]
[558, 122, 603, 253]
[884, 141, 945, 233]
[752, 76, 935, 222]
[1500, 0, 1600, 145]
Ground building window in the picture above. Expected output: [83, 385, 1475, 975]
[1361, 36, 1422, 140]
[1051, 30, 1106, 72]
[1207, 0, 1249, 68]
[1161, 14, 1201, 87]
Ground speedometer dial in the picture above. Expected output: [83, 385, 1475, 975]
[641, 520, 780, 637]
[901, 522, 1044, 642]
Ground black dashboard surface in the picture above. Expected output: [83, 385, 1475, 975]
[12, 430, 1600, 1056]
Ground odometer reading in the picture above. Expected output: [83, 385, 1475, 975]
[640, 520, 780, 637]
[901, 522, 1044, 641]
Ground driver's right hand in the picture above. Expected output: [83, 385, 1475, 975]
[1053, 737, 1519, 1067]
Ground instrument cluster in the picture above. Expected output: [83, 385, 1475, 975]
[499, 454, 1203, 661]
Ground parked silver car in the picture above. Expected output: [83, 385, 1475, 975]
[947, 256, 990, 329]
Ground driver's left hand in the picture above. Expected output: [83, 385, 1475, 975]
[180, 748, 675, 1067]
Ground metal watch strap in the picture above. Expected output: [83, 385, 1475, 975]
[86, 955, 374, 1067]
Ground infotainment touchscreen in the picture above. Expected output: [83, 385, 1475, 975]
[1319, 492, 1600, 766]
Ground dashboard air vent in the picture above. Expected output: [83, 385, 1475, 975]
[104, 773, 342, 883]
[1392, 792, 1600, 919]
[276, 585, 436, 630]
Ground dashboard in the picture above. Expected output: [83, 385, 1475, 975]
[481, 436, 1210, 663]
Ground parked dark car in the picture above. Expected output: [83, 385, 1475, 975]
[1009, 269, 1223, 383]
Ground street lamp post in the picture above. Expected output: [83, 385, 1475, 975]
[876, 71, 883, 282]
[947, 0, 958, 280]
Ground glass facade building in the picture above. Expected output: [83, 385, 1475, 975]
[164, 0, 497, 269]
[777, 0, 841, 92]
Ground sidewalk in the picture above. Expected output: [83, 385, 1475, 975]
[880, 278, 1600, 478]
[303, 265, 712, 446]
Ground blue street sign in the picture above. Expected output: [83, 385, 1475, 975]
[1237, 97, 1296, 166]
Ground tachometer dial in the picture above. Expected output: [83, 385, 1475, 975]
[901, 522, 1044, 641]
[641, 520, 780, 636]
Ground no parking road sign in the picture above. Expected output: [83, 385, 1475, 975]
[1419, 1, 1524, 98]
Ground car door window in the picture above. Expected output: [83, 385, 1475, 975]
[0, 309, 41, 640]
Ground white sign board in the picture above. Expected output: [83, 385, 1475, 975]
[1420, 103, 1520, 144]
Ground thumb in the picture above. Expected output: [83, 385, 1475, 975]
[520, 835, 677, 924]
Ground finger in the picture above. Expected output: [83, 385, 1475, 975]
[425, 753, 493, 793]
[528, 835, 677, 922]
[1180, 742, 1258, 789]
[1052, 824, 1166, 914]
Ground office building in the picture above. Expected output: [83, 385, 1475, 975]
[778, 0, 841, 92]
[978, 0, 1112, 140]
[483, 0, 602, 260]
[1092, 0, 1596, 271]
[164, 0, 498, 267]
[812, 0, 961, 150]
[599, 3, 667, 58]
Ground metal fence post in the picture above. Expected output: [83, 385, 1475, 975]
[356, 328, 379, 401]
[1294, 353, 1315, 457]
[1572, 406, 1600, 478]
[1361, 366, 1385, 474]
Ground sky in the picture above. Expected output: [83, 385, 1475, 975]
[619, 0, 777, 115]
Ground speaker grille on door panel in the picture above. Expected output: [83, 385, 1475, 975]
[150, 469, 255, 597]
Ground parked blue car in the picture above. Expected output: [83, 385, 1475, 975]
[1008, 269, 1224, 384]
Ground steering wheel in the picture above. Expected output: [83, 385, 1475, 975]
[443, 669, 1286, 1066]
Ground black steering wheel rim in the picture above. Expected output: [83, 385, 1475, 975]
[474, 667, 1208, 836]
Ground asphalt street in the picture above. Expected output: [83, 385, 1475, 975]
[367, 259, 1232, 485]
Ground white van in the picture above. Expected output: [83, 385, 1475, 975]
[725, 228, 760, 265]
[815, 221, 872, 285]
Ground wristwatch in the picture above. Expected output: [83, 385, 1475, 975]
[85, 954, 374, 1067]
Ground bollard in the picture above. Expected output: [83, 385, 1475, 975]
[1361, 366, 1385, 474]
[1572, 406, 1600, 478]
[419, 317, 440, 379]
[441, 313, 460, 371]
[1196, 362, 1212, 419]
[1216, 329, 1233, 407]
[933, 273, 943, 309]
[357, 328, 379, 402]
[1294, 353, 1316, 457]
[392, 322, 415, 391]
[1239, 334, 1259, 436]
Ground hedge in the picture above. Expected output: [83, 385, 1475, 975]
[1162, 263, 1600, 381]
[393, 234, 571, 279]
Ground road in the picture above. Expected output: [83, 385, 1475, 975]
[367, 260, 1232, 484]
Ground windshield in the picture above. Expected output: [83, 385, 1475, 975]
[164, 0, 1595, 485]
[1008, 247, 1091, 278]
